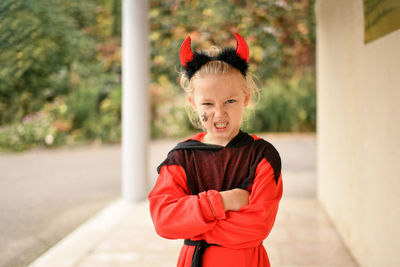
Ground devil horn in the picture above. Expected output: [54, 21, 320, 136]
[235, 33, 249, 62]
[179, 36, 194, 68]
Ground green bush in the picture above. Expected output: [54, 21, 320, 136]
[243, 71, 316, 132]
[150, 82, 194, 139]
[0, 62, 122, 152]
[0, 112, 66, 152]
[97, 85, 121, 142]
[65, 62, 121, 142]
[149, 71, 316, 138]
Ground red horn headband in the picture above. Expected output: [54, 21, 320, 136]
[234, 33, 249, 62]
[179, 36, 194, 69]
[179, 33, 250, 79]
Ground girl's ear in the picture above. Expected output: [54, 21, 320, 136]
[244, 90, 251, 107]
[188, 95, 197, 110]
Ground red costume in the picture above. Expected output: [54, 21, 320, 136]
[148, 131, 283, 267]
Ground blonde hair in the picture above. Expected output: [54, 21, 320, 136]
[179, 46, 260, 129]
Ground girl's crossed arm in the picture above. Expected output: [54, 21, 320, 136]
[149, 157, 282, 247]
[220, 188, 249, 212]
[202, 158, 283, 249]
[148, 164, 227, 240]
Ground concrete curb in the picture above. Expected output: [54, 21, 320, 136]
[27, 199, 140, 267]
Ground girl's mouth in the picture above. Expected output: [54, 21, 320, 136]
[214, 122, 228, 130]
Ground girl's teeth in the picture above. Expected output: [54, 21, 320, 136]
[215, 123, 227, 128]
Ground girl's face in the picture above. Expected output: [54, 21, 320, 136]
[189, 72, 250, 146]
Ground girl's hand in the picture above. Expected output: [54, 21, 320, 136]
[220, 188, 249, 212]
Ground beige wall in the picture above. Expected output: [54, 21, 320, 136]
[316, 1, 400, 266]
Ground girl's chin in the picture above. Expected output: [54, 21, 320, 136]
[205, 128, 239, 144]
[214, 125, 228, 132]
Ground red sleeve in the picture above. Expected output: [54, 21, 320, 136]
[202, 158, 283, 249]
[148, 164, 226, 240]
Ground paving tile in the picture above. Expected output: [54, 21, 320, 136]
[76, 198, 358, 267]
[30, 135, 360, 267]
[277, 241, 358, 265]
[263, 198, 358, 266]
[287, 222, 340, 243]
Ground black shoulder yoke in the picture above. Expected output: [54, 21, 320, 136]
[156, 131, 282, 191]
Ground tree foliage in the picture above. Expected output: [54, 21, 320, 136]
[0, 0, 95, 123]
[150, 0, 316, 137]
[0, 0, 315, 151]
[149, 0, 315, 82]
[0, 0, 122, 151]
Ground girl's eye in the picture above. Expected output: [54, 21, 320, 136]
[202, 102, 213, 106]
[226, 99, 236, 104]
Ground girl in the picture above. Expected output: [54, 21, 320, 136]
[148, 33, 283, 267]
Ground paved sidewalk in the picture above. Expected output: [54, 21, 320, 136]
[28, 197, 359, 267]
[27, 134, 359, 267]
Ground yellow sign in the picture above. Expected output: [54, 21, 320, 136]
[364, 0, 400, 43]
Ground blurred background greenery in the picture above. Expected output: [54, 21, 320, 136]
[0, 0, 315, 152]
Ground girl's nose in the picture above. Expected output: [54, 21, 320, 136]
[214, 104, 227, 117]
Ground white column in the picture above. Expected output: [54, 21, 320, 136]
[122, 0, 149, 201]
